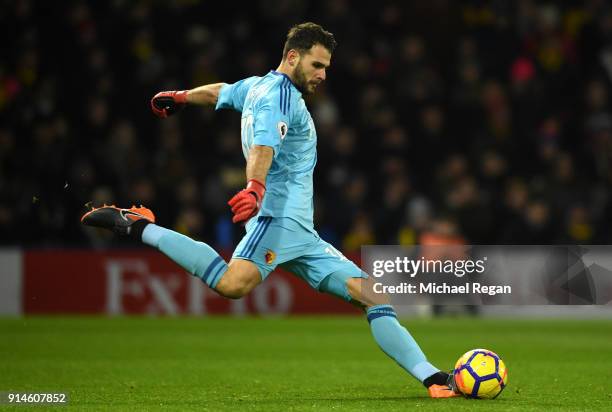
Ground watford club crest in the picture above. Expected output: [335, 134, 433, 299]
[265, 250, 276, 264]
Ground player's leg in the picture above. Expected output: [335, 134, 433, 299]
[140, 221, 264, 298]
[284, 239, 458, 397]
[215, 259, 261, 298]
[321, 271, 449, 384]
[341, 275, 457, 397]
[81, 205, 261, 298]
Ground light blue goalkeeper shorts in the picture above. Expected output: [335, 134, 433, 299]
[233, 216, 366, 301]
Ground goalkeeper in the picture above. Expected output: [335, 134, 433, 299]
[82, 22, 457, 398]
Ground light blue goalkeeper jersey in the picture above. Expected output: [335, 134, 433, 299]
[215, 71, 317, 231]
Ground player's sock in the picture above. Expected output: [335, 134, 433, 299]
[141, 224, 227, 288]
[367, 304, 440, 383]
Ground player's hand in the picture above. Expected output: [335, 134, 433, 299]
[228, 179, 266, 224]
[150, 90, 189, 118]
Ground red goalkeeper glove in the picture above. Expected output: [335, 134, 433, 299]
[228, 179, 266, 224]
[150, 90, 189, 118]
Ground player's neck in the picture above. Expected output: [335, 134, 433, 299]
[275, 63, 297, 85]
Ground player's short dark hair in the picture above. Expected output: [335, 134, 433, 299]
[282, 22, 337, 57]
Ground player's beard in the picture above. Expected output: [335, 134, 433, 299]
[294, 62, 314, 95]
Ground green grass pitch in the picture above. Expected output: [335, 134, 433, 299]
[1, 316, 611, 411]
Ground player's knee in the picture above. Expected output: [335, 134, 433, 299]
[346, 277, 390, 308]
[215, 263, 261, 299]
[215, 275, 254, 299]
[320, 270, 389, 308]
[215, 276, 252, 299]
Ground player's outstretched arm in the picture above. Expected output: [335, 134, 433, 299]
[185, 83, 225, 106]
[228, 145, 273, 224]
[150, 83, 225, 118]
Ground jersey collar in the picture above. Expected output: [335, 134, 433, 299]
[270, 70, 300, 92]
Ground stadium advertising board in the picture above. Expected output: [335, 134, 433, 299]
[0, 250, 358, 315]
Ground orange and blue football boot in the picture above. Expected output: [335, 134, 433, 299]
[81, 205, 155, 235]
[427, 372, 461, 398]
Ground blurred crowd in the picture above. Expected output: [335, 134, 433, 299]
[3, 0, 612, 249]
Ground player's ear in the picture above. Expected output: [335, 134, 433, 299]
[287, 49, 300, 67]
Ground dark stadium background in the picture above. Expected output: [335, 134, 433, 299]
[3, 0, 612, 249]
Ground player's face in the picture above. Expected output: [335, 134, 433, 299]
[294, 44, 331, 94]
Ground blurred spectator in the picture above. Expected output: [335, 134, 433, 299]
[560, 205, 594, 243]
[342, 212, 375, 253]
